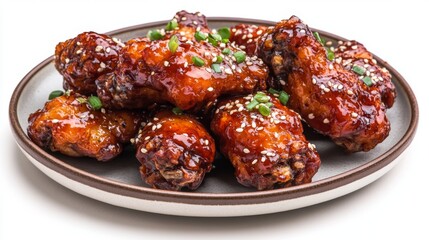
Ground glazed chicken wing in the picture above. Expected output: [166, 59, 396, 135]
[54, 32, 123, 95]
[135, 109, 215, 190]
[96, 11, 268, 111]
[229, 24, 267, 55]
[334, 40, 396, 108]
[27, 93, 142, 161]
[211, 92, 321, 190]
[258, 16, 391, 152]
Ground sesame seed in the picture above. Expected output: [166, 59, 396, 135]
[147, 122, 153, 126]
[280, 115, 286, 120]
[236, 128, 244, 132]
[251, 122, 256, 128]
[280, 80, 286, 86]
[261, 150, 268, 155]
[152, 125, 157, 131]
[101, 108, 106, 114]
[329, 64, 333, 70]
[338, 84, 344, 90]
[100, 62, 106, 68]
[323, 118, 330, 124]
[184, 62, 188, 68]
[243, 148, 250, 154]
[312, 78, 317, 84]
[181, 17, 187, 21]
[232, 28, 237, 33]
[240, 122, 246, 128]
[140, 148, 148, 153]
[205, 139, 209, 145]
[267, 152, 276, 157]
[274, 132, 279, 138]
[164, 61, 169, 67]
[257, 29, 263, 35]
[347, 89, 354, 95]
[95, 45, 103, 52]
[247, 33, 253, 38]
[76, 49, 82, 54]
[261, 156, 267, 162]
[51, 119, 59, 123]
[299, 29, 306, 34]
[206, 67, 212, 73]
[323, 87, 330, 92]
[193, 20, 198, 25]
[351, 112, 358, 118]
[351, 45, 358, 50]
[156, 123, 162, 129]
[225, 68, 233, 74]
[207, 87, 214, 92]
[65, 58, 70, 63]
[251, 159, 258, 165]
[257, 127, 263, 131]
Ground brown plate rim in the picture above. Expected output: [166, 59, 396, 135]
[9, 17, 419, 206]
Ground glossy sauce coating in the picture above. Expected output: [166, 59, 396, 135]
[54, 32, 122, 95]
[258, 16, 391, 152]
[211, 93, 321, 190]
[96, 11, 268, 111]
[229, 24, 267, 55]
[334, 40, 396, 108]
[27, 93, 142, 161]
[135, 109, 215, 190]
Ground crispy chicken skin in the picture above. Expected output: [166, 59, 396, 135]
[27, 93, 142, 161]
[229, 24, 267, 55]
[211, 93, 321, 190]
[135, 109, 215, 190]
[334, 40, 396, 108]
[96, 11, 268, 111]
[54, 32, 123, 95]
[258, 16, 390, 152]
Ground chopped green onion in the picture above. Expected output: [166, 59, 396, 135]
[192, 56, 205, 67]
[172, 107, 183, 115]
[246, 99, 259, 110]
[221, 48, 231, 55]
[88, 96, 102, 110]
[211, 63, 221, 73]
[209, 33, 222, 41]
[64, 89, 72, 96]
[352, 65, 365, 76]
[165, 19, 178, 31]
[265, 102, 274, 108]
[279, 91, 290, 105]
[148, 30, 163, 41]
[268, 88, 280, 95]
[326, 48, 335, 61]
[214, 56, 223, 64]
[194, 31, 207, 41]
[217, 27, 231, 40]
[258, 103, 271, 116]
[221, 38, 229, 43]
[168, 35, 179, 53]
[362, 76, 373, 86]
[254, 92, 270, 103]
[233, 51, 246, 63]
[48, 90, 64, 100]
[76, 97, 87, 104]
[208, 37, 218, 46]
[313, 32, 325, 45]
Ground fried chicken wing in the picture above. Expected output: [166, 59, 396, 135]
[96, 11, 268, 111]
[334, 40, 396, 108]
[135, 109, 215, 190]
[210, 92, 321, 190]
[258, 16, 390, 152]
[229, 24, 267, 55]
[54, 32, 123, 95]
[27, 93, 142, 161]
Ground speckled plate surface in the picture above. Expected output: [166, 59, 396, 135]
[9, 18, 418, 217]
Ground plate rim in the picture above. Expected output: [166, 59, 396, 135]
[9, 17, 419, 206]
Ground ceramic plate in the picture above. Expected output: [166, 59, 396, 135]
[9, 18, 418, 217]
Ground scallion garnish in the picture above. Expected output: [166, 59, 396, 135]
[221, 38, 229, 43]
[211, 63, 221, 73]
[313, 32, 325, 45]
[233, 51, 246, 64]
[168, 35, 179, 53]
[88, 96, 102, 110]
[209, 33, 222, 41]
[148, 30, 163, 41]
[352, 65, 365, 76]
[217, 27, 231, 40]
[172, 107, 183, 115]
[254, 92, 270, 103]
[279, 91, 289, 105]
[165, 19, 178, 31]
[192, 56, 205, 67]
[362, 76, 373, 86]
[215, 56, 223, 64]
[258, 103, 271, 116]
[222, 48, 231, 55]
[268, 88, 280, 95]
[194, 31, 207, 41]
[76, 97, 87, 104]
[246, 99, 259, 110]
[327, 49, 335, 61]
[48, 90, 64, 100]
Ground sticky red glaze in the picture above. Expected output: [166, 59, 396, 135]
[135, 109, 215, 191]
[334, 40, 396, 108]
[54, 32, 122, 95]
[211, 93, 321, 190]
[229, 24, 267, 55]
[258, 16, 391, 152]
[27, 93, 143, 161]
[96, 11, 268, 111]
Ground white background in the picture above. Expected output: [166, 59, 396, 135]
[1, 0, 428, 239]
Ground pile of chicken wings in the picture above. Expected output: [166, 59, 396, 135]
[28, 11, 395, 191]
